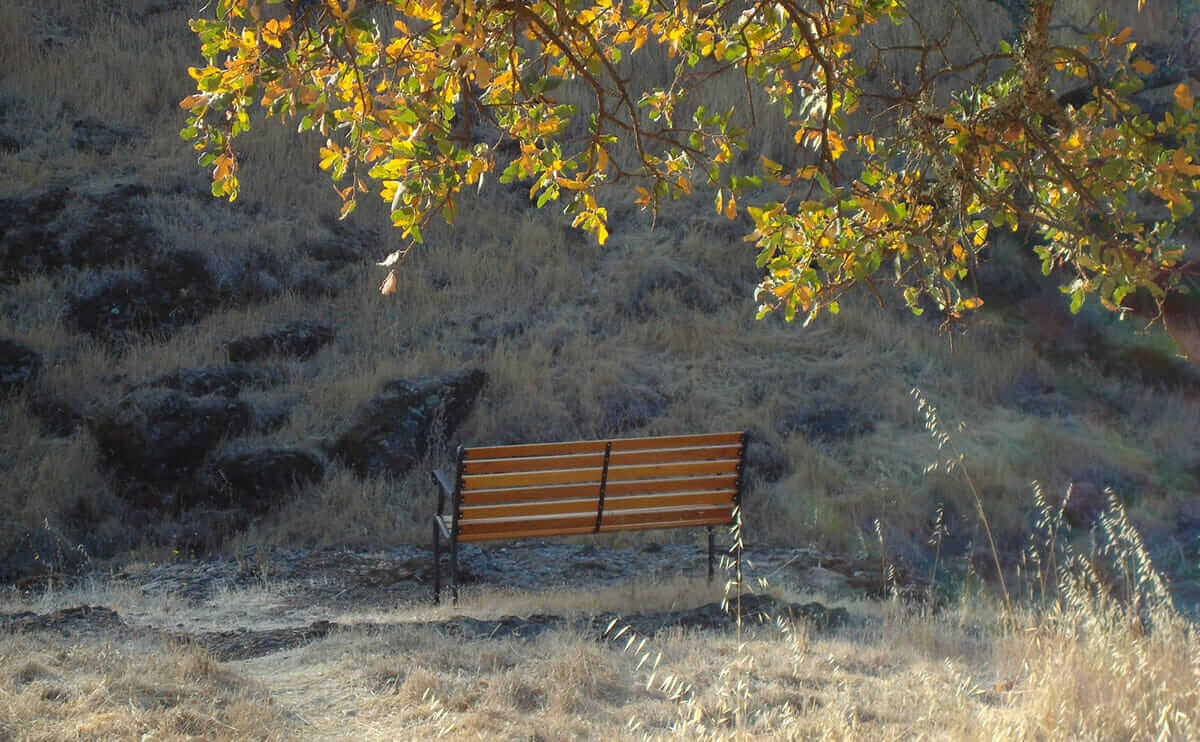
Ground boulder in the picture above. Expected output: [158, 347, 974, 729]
[27, 393, 82, 437]
[71, 117, 137, 155]
[1061, 481, 1109, 529]
[0, 338, 39, 394]
[332, 369, 487, 478]
[65, 249, 219, 342]
[89, 388, 255, 491]
[622, 261, 720, 319]
[597, 385, 667, 433]
[0, 184, 157, 283]
[775, 404, 875, 442]
[227, 321, 336, 362]
[203, 446, 325, 514]
[138, 364, 283, 398]
[743, 431, 789, 484]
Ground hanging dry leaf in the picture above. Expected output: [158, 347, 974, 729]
[380, 270, 398, 296]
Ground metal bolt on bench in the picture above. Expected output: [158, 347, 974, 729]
[431, 431, 748, 604]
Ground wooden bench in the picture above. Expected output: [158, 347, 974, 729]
[430, 431, 748, 603]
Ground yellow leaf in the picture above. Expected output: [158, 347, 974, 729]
[724, 193, 737, 220]
[1173, 148, 1200, 176]
[1132, 58, 1155, 76]
[1175, 83, 1194, 111]
[962, 297, 983, 310]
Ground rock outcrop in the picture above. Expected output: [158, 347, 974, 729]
[0, 339, 39, 394]
[202, 445, 326, 514]
[331, 369, 487, 478]
[227, 322, 337, 363]
[89, 388, 255, 496]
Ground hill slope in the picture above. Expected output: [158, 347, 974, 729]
[1, 0, 1198, 608]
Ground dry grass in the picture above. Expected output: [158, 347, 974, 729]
[0, 633, 291, 741]
[3, 556, 1195, 741]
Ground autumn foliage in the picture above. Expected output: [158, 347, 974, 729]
[182, 0, 1200, 335]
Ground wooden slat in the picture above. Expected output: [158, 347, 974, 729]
[464, 440, 608, 460]
[462, 452, 606, 475]
[459, 498, 599, 521]
[596, 514, 734, 533]
[604, 459, 740, 481]
[457, 524, 599, 542]
[606, 443, 743, 467]
[462, 467, 603, 490]
[601, 490, 737, 512]
[599, 507, 734, 530]
[460, 482, 602, 506]
[605, 474, 738, 496]
[455, 514, 597, 538]
[608, 432, 743, 451]
[462, 432, 743, 461]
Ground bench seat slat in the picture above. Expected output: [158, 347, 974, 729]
[464, 440, 609, 460]
[459, 474, 738, 505]
[597, 511, 734, 532]
[603, 459, 739, 481]
[606, 444, 743, 467]
[456, 524, 601, 542]
[460, 443, 744, 475]
[605, 474, 738, 496]
[458, 490, 737, 523]
[456, 514, 598, 538]
[460, 482, 602, 505]
[601, 490, 737, 511]
[463, 452, 606, 475]
[462, 467, 603, 489]
[459, 498, 601, 521]
[462, 432, 742, 461]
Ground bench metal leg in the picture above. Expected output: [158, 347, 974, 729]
[707, 526, 715, 582]
[432, 519, 441, 605]
[450, 534, 459, 604]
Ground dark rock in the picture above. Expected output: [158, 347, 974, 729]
[89, 388, 255, 493]
[468, 314, 525, 347]
[1177, 497, 1200, 534]
[999, 368, 1070, 416]
[65, 250, 219, 342]
[0, 131, 19, 154]
[139, 364, 283, 397]
[623, 262, 720, 319]
[0, 606, 123, 635]
[1061, 481, 1109, 529]
[153, 508, 250, 555]
[71, 117, 137, 155]
[27, 394, 82, 437]
[227, 322, 336, 363]
[203, 446, 325, 514]
[775, 404, 875, 441]
[0, 338, 39, 394]
[597, 385, 667, 433]
[211, 249, 287, 305]
[744, 431, 789, 484]
[0, 184, 157, 283]
[332, 369, 487, 478]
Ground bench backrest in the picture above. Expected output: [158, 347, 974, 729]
[448, 431, 747, 542]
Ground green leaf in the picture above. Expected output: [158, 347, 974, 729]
[1069, 287, 1085, 314]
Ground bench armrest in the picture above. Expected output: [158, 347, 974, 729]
[431, 468, 456, 496]
[431, 468, 456, 517]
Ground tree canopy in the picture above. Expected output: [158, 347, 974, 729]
[181, 0, 1200, 343]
